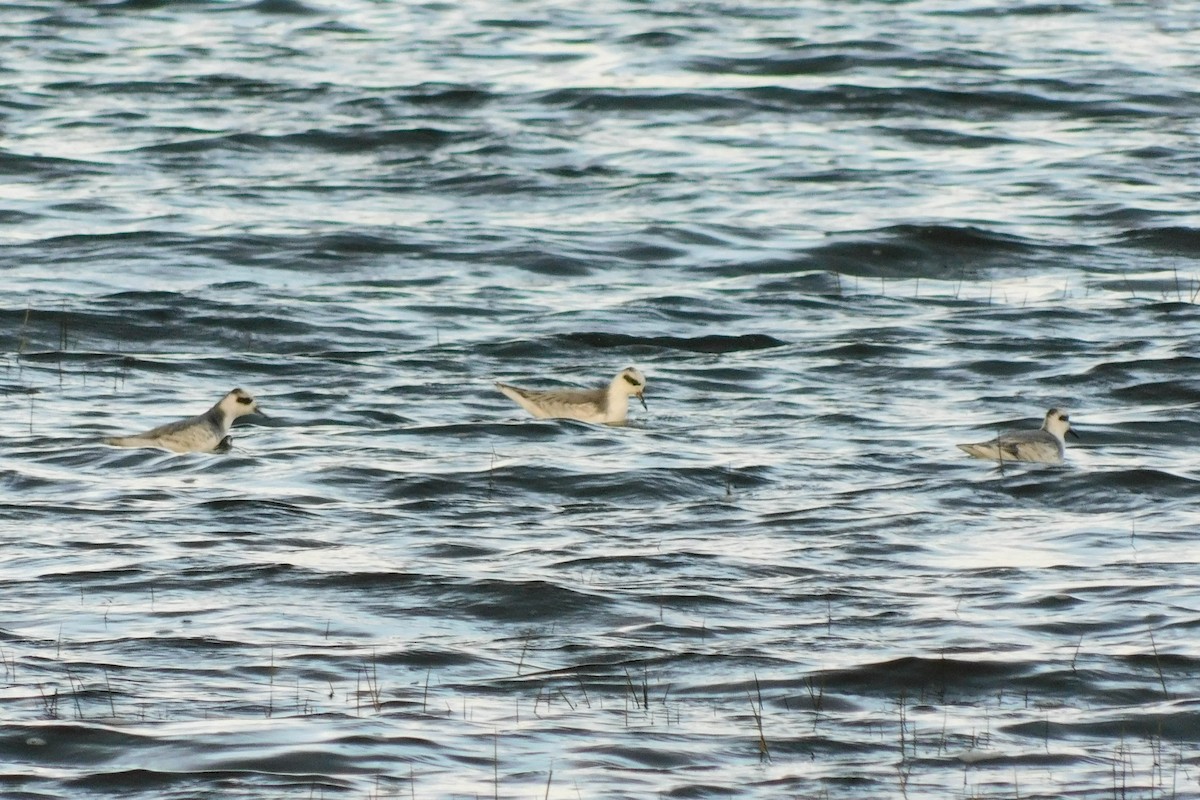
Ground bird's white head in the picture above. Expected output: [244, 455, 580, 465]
[221, 388, 265, 420]
[1042, 408, 1075, 440]
[614, 367, 647, 410]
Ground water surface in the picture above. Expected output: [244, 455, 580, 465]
[3, 1, 1200, 797]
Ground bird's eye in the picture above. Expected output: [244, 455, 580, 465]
[237, 397, 254, 405]
[622, 375, 641, 387]
[1060, 414, 1069, 421]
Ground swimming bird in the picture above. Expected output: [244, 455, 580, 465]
[104, 388, 266, 453]
[495, 367, 647, 424]
[956, 408, 1078, 464]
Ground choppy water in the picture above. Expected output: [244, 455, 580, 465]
[4, 1, 1200, 798]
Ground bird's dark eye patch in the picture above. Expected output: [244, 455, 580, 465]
[237, 396, 254, 405]
[1060, 414, 1069, 421]
[622, 374, 641, 387]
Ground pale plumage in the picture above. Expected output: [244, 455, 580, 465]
[956, 408, 1078, 464]
[495, 367, 647, 425]
[104, 388, 265, 453]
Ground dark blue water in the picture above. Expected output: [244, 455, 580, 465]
[4, 1, 1200, 797]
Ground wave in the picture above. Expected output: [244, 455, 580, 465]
[1114, 226, 1200, 255]
[135, 126, 471, 156]
[688, 43, 1005, 77]
[561, 332, 786, 353]
[776, 224, 1064, 280]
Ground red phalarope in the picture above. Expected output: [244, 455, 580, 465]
[105, 388, 266, 453]
[956, 408, 1078, 464]
[495, 367, 647, 425]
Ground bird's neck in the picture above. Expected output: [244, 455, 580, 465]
[205, 404, 231, 433]
[606, 383, 629, 417]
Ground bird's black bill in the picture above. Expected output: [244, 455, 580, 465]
[1067, 429, 1080, 439]
[638, 394, 647, 411]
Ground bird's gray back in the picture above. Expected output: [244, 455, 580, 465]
[139, 409, 223, 439]
[995, 429, 1056, 446]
